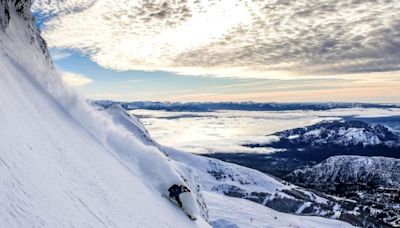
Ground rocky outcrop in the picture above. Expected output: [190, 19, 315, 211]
[287, 156, 400, 227]
[287, 156, 400, 191]
[1, 0, 51, 61]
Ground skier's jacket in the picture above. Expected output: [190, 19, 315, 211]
[168, 184, 191, 207]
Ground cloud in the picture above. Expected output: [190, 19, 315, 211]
[49, 48, 72, 60]
[33, 0, 400, 78]
[61, 71, 93, 87]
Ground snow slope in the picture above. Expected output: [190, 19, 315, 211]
[205, 192, 354, 228]
[0, 1, 208, 227]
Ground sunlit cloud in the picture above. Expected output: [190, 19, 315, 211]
[161, 72, 400, 103]
[33, 0, 400, 79]
[61, 71, 93, 87]
[49, 48, 72, 60]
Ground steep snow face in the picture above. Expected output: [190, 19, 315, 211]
[104, 104, 158, 147]
[0, 1, 209, 227]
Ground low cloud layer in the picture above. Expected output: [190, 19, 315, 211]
[131, 108, 400, 154]
[33, 0, 400, 78]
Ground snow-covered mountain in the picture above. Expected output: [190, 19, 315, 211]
[215, 120, 400, 180]
[273, 120, 400, 148]
[0, 1, 354, 227]
[244, 120, 400, 164]
[288, 156, 400, 191]
[242, 119, 400, 227]
[287, 156, 400, 227]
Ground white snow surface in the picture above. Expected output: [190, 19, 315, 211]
[205, 192, 354, 228]
[0, 2, 208, 227]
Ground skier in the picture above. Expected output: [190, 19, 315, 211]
[168, 184, 198, 221]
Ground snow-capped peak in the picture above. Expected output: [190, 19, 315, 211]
[274, 120, 400, 147]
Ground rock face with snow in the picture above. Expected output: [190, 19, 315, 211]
[288, 156, 400, 191]
[1, 0, 50, 59]
[275, 120, 400, 148]
[287, 156, 400, 227]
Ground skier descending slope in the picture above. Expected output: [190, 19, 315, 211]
[104, 105, 206, 221]
[168, 185, 199, 220]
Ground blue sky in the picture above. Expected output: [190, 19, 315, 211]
[52, 49, 271, 101]
[32, 1, 400, 102]
[35, 9, 276, 102]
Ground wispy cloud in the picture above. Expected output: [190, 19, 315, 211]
[33, 0, 400, 79]
[61, 71, 93, 87]
[49, 48, 72, 60]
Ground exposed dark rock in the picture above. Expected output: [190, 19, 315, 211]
[287, 156, 400, 227]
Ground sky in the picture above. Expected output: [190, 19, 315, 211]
[32, 0, 400, 103]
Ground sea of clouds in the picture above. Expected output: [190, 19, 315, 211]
[130, 107, 400, 154]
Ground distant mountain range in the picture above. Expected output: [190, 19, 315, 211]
[93, 100, 399, 112]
